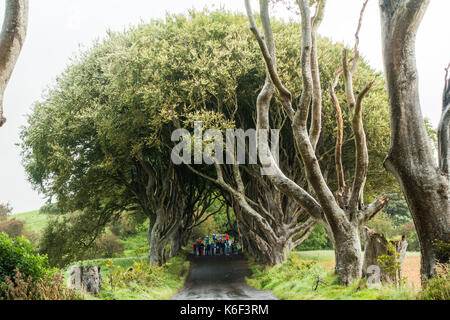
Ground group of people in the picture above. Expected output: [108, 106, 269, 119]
[192, 233, 239, 256]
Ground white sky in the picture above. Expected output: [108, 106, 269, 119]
[0, 0, 448, 214]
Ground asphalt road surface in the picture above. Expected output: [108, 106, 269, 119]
[172, 254, 278, 300]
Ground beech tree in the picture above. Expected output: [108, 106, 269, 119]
[0, 0, 28, 127]
[21, 10, 394, 269]
[244, 0, 390, 285]
[378, 0, 449, 284]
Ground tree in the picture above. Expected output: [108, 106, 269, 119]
[378, 0, 449, 285]
[0, 202, 12, 218]
[0, 0, 28, 127]
[21, 10, 394, 269]
[180, 9, 393, 266]
[244, 0, 389, 285]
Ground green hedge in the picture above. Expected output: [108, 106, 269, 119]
[0, 233, 50, 283]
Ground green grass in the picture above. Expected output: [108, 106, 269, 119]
[246, 253, 419, 300]
[118, 228, 150, 257]
[295, 250, 420, 263]
[7, 210, 189, 300]
[7, 210, 50, 233]
[295, 250, 335, 263]
[67, 250, 190, 300]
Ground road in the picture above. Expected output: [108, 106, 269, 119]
[172, 254, 278, 300]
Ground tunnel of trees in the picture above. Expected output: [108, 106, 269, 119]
[14, 1, 448, 287]
[20, 10, 393, 274]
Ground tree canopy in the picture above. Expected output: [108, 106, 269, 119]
[20, 10, 395, 267]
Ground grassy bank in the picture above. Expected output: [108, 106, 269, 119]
[246, 252, 418, 300]
[8, 210, 189, 300]
[68, 250, 190, 300]
[8, 210, 49, 233]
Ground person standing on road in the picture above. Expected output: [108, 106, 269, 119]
[210, 242, 215, 256]
[200, 241, 204, 256]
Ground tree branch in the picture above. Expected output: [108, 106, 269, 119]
[244, 0, 295, 120]
[0, 0, 28, 127]
[349, 80, 374, 212]
[358, 195, 389, 225]
[330, 68, 346, 191]
[438, 63, 450, 175]
[309, 0, 327, 151]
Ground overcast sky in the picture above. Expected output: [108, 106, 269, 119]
[0, 0, 449, 214]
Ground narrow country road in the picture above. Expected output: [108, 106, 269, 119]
[172, 254, 278, 300]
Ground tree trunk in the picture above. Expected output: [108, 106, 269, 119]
[333, 226, 362, 286]
[379, 0, 450, 285]
[148, 212, 172, 266]
[0, 0, 29, 127]
[68, 266, 102, 295]
[169, 223, 190, 258]
[362, 227, 408, 285]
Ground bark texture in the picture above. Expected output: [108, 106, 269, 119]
[362, 227, 408, 284]
[378, 0, 450, 285]
[68, 266, 102, 295]
[0, 0, 28, 127]
[245, 0, 386, 285]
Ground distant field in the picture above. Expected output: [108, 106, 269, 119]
[8, 210, 50, 233]
[296, 250, 421, 288]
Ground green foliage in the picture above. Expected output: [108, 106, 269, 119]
[366, 212, 420, 251]
[7, 210, 49, 234]
[377, 242, 403, 286]
[0, 233, 50, 285]
[297, 224, 332, 251]
[104, 258, 166, 290]
[110, 215, 138, 237]
[247, 251, 416, 300]
[383, 192, 411, 226]
[1, 269, 83, 300]
[190, 215, 219, 242]
[366, 213, 398, 240]
[38, 211, 109, 267]
[91, 235, 124, 259]
[39, 203, 63, 215]
[420, 263, 449, 300]
[19, 10, 397, 266]
[79, 253, 190, 300]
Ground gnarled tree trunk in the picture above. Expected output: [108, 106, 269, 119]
[244, 0, 387, 285]
[363, 226, 408, 285]
[378, 0, 450, 285]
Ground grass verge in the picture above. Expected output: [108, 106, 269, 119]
[67, 249, 190, 300]
[246, 253, 418, 300]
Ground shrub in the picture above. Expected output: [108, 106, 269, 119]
[39, 203, 63, 215]
[0, 219, 25, 238]
[105, 259, 166, 290]
[0, 233, 50, 284]
[91, 235, 124, 259]
[296, 224, 332, 251]
[110, 216, 137, 237]
[0, 268, 83, 300]
[420, 263, 449, 300]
